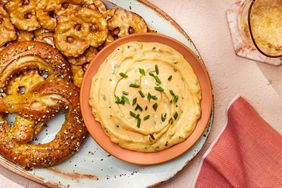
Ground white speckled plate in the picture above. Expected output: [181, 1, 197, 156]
[0, 0, 213, 187]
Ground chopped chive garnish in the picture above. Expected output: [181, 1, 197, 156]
[121, 96, 130, 104]
[119, 72, 128, 78]
[115, 96, 121, 104]
[155, 64, 159, 75]
[152, 47, 156, 50]
[139, 68, 145, 76]
[155, 86, 164, 92]
[115, 124, 120, 128]
[129, 83, 140, 88]
[161, 113, 167, 122]
[150, 134, 155, 140]
[137, 118, 141, 128]
[145, 106, 148, 111]
[122, 91, 128, 95]
[173, 96, 179, 103]
[152, 103, 158, 111]
[169, 90, 179, 104]
[168, 75, 172, 81]
[143, 115, 150, 120]
[154, 75, 161, 84]
[173, 112, 178, 120]
[128, 45, 131, 48]
[169, 117, 174, 125]
[147, 93, 158, 102]
[130, 111, 137, 118]
[149, 72, 155, 77]
[138, 90, 145, 98]
[169, 90, 175, 96]
[132, 98, 137, 106]
[149, 72, 162, 84]
[135, 104, 143, 112]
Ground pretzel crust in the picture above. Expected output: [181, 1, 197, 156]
[0, 81, 87, 168]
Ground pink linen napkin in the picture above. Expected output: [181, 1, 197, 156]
[195, 97, 282, 187]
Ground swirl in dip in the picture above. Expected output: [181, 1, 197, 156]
[89, 42, 201, 152]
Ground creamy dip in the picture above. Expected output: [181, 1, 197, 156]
[89, 42, 201, 152]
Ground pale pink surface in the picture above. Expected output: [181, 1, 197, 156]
[0, 0, 281, 187]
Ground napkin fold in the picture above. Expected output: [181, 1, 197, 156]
[195, 97, 282, 187]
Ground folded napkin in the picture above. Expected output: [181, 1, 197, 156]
[195, 97, 282, 187]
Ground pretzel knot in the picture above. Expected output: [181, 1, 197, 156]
[0, 81, 87, 168]
[0, 41, 87, 167]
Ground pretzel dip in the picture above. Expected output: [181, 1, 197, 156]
[89, 42, 201, 152]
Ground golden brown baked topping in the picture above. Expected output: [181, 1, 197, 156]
[0, 5, 17, 46]
[107, 8, 148, 38]
[67, 47, 98, 66]
[71, 64, 85, 87]
[17, 30, 34, 42]
[5, 0, 41, 31]
[0, 81, 87, 168]
[34, 28, 55, 47]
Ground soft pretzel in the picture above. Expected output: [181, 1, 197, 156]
[107, 8, 148, 38]
[0, 81, 87, 168]
[4, 0, 40, 31]
[0, 4, 17, 46]
[0, 41, 72, 90]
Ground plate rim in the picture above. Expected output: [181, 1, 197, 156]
[0, 0, 214, 187]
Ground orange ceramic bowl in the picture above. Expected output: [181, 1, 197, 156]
[81, 33, 213, 165]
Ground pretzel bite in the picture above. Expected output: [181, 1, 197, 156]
[0, 81, 87, 168]
[36, 0, 62, 30]
[71, 65, 84, 87]
[67, 47, 97, 65]
[17, 30, 34, 42]
[5, 0, 40, 31]
[107, 8, 148, 38]
[34, 28, 55, 47]
[0, 5, 17, 46]
[54, 6, 107, 57]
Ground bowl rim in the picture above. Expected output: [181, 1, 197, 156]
[80, 33, 213, 165]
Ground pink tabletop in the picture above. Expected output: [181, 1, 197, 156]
[0, 0, 281, 187]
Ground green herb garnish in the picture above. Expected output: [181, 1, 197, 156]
[161, 113, 167, 122]
[119, 72, 128, 78]
[155, 64, 159, 75]
[137, 118, 141, 128]
[135, 104, 143, 112]
[115, 124, 120, 128]
[143, 115, 150, 120]
[122, 91, 128, 95]
[139, 68, 145, 76]
[147, 93, 158, 102]
[169, 117, 174, 125]
[130, 111, 137, 118]
[168, 75, 172, 81]
[150, 134, 155, 140]
[152, 103, 158, 111]
[169, 90, 179, 104]
[129, 84, 140, 88]
[121, 96, 130, 104]
[149, 72, 161, 84]
[132, 97, 137, 106]
[138, 90, 145, 98]
[155, 86, 164, 92]
[173, 112, 178, 120]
